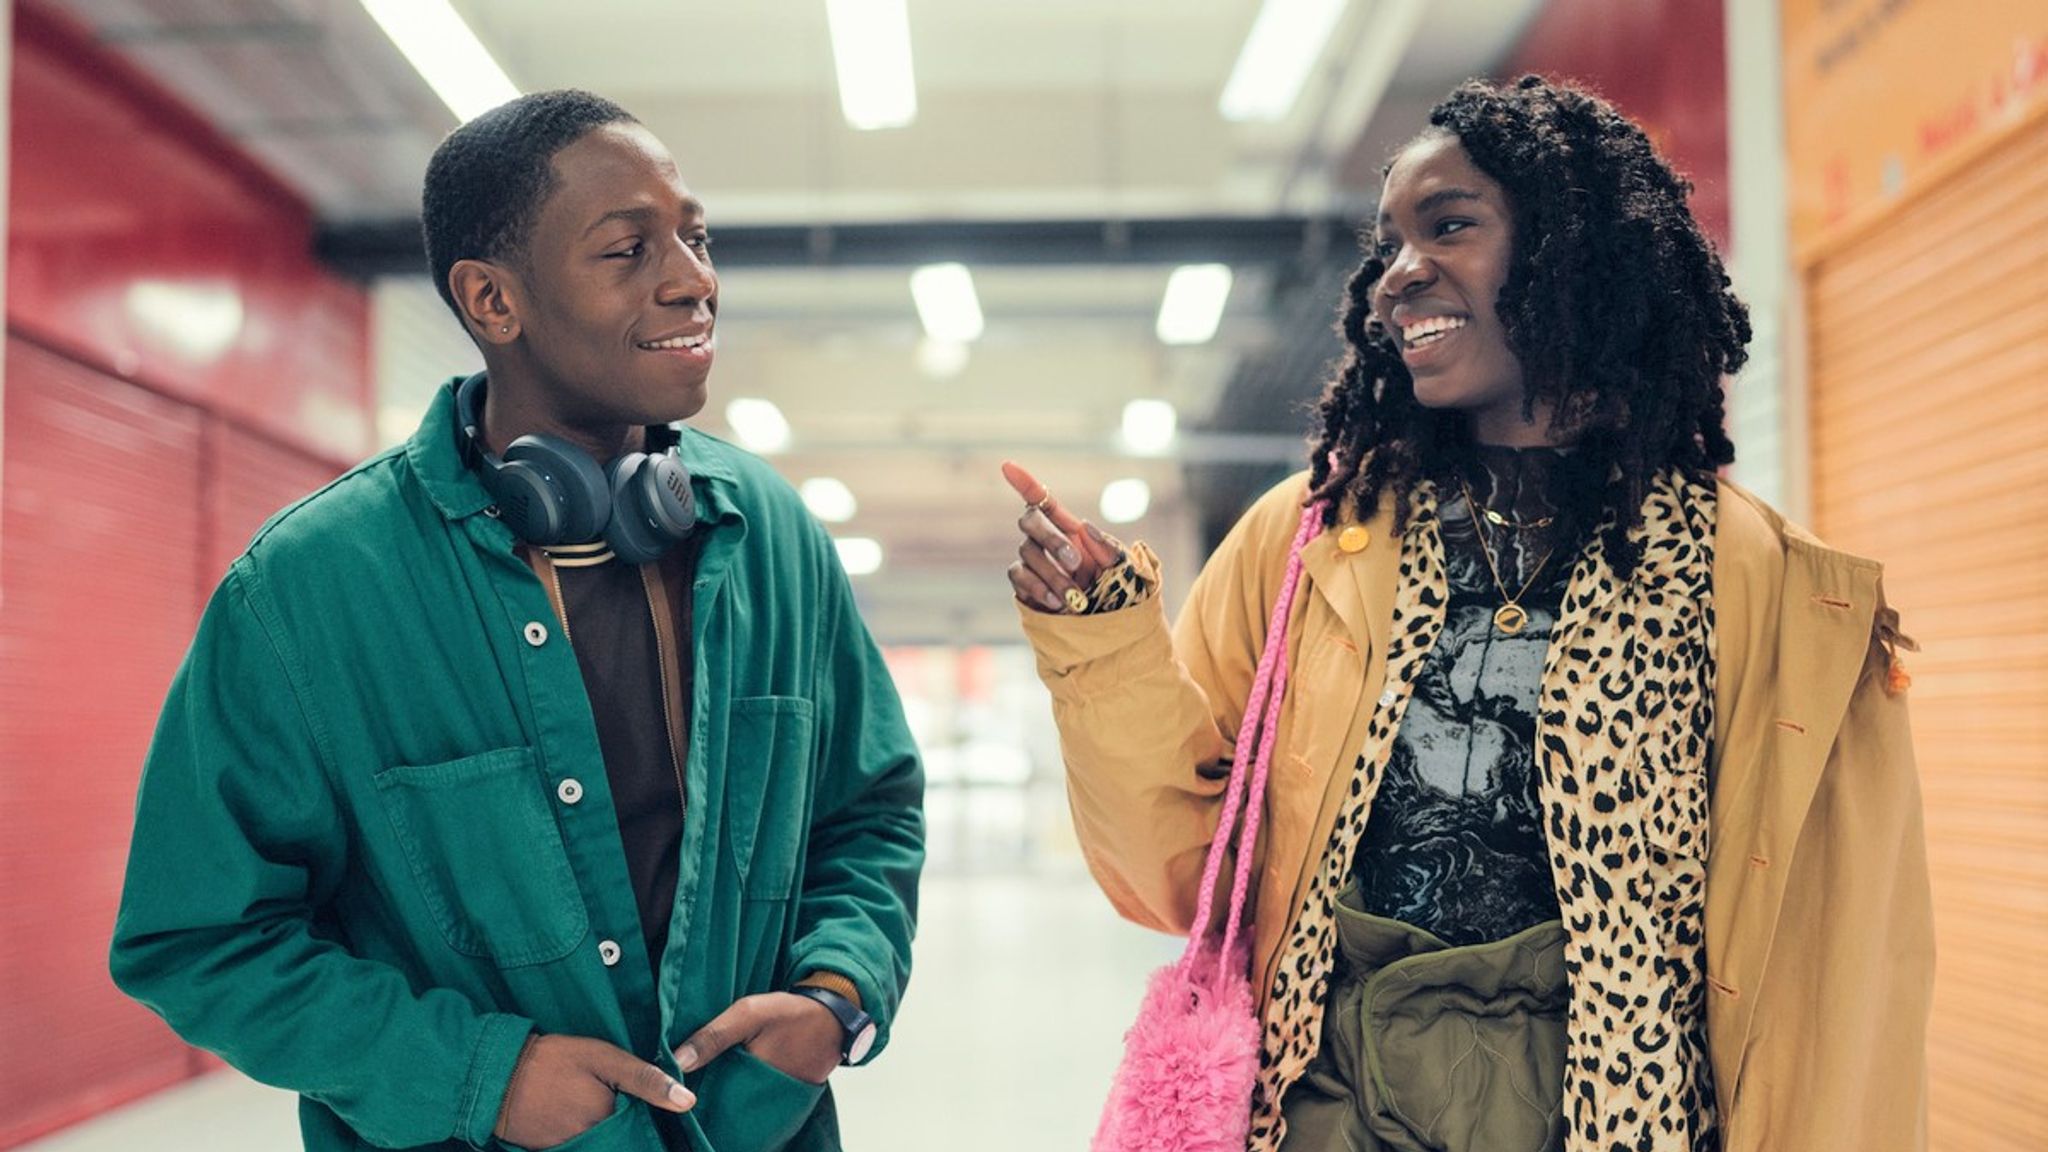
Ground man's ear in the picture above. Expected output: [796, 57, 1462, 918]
[449, 259, 524, 346]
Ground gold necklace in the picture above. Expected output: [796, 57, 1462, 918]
[1462, 478, 1556, 529]
[1478, 505, 1555, 530]
[1458, 478, 1557, 635]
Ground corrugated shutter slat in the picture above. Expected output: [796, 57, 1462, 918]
[0, 339, 206, 1144]
[1808, 113, 2048, 1152]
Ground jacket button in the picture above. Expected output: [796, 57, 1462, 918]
[1337, 525, 1371, 553]
[598, 939, 622, 967]
[523, 621, 548, 647]
[557, 779, 584, 805]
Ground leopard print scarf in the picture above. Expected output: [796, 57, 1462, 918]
[1251, 468, 1719, 1152]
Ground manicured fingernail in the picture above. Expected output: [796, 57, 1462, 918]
[674, 1045, 698, 1071]
[668, 1082, 695, 1108]
[1057, 545, 1081, 571]
[1041, 592, 1063, 611]
[1085, 523, 1110, 544]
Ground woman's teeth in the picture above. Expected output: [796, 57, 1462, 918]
[1402, 316, 1466, 348]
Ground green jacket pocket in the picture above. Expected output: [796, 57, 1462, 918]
[373, 747, 587, 967]
[517, 1096, 660, 1152]
[727, 697, 815, 900]
[692, 1048, 826, 1151]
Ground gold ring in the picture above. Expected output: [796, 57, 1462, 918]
[1063, 587, 1090, 614]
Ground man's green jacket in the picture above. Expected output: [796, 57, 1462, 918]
[111, 381, 925, 1151]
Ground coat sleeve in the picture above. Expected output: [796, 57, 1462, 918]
[1734, 619, 1935, 1152]
[108, 567, 532, 1150]
[1017, 476, 1305, 934]
[784, 534, 925, 1060]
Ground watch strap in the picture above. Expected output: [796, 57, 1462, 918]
[789, 985, 871, 1063]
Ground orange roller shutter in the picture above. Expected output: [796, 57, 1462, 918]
[1807, 113, 2048, 1152]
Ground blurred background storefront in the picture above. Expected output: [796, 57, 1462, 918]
[0, 1, 2039, 1148]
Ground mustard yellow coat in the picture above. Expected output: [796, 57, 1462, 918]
[1020, 473, 1933, 1152]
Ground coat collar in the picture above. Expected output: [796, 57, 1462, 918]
[1298, 484, 1405, 656]
[1297, 473, 1829, 662]
[405, 376, 745, 529]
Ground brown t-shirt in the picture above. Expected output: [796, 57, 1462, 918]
[528, 539, 699, 969]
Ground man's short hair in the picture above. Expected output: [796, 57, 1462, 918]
[420, 90, 638, 318]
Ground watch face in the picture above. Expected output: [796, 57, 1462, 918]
[847, 1022, 877, 1065]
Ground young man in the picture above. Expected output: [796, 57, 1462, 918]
[111, 90, 924, 1152]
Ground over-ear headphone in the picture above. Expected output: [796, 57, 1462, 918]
[454, 373, 697, 564]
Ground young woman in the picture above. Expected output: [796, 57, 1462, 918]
[1005, 76, 1931, 1152]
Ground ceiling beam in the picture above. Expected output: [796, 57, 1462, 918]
[317, 214, 1363, 279]
[756, 430, 1305, 466]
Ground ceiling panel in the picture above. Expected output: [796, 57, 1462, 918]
[45, 0, 1544, 643]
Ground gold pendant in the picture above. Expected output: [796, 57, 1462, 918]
[1493, 603, 1528, 634]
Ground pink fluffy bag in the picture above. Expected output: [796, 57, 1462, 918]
[1093, 501, 1327, 1152]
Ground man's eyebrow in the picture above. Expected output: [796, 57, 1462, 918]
[1377, 186, 1486, 227]
[582, 198, 707, 238]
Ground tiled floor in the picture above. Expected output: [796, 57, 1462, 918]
[25, 870, 1177, 1151]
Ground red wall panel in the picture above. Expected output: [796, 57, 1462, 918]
[1, 4, 370, 1143]
[7, 3, 372, 462]
[204, 423, 345, 587]
[0, 340, 208, 1147]
[1501, 0, 1731, 251]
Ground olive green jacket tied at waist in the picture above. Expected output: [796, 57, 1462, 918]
[1279, 883, 1570, 1152]
[1019, 472, 1933, 1152]
[111, 382, 925, 1152]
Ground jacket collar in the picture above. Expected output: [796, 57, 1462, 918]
[1295, 469, 1778, 662]
[405, 376, 743, 527]
[1298, 485, 1405, 654]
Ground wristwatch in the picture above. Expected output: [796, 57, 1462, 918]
[789, 985, 877, 1065]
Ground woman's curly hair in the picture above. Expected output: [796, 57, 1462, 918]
[1306, 74, 1751, 576]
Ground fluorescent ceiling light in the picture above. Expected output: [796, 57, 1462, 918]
[725, 398, 792, 454]
[801, 477, 859, 523]
[1156, 264, 1234, 345]
[1219, 0, 1349, 123]
[359, 0, 520, 122]
[1100, 479, 1152, 525]
[825, 0, 919, 130]
[1121, 399, 1178, 456]
[910, 263, 985, 343]
[915, 337, 971, 379]
[1312, 0, 1426, 158]
[835, 536, 884, 576]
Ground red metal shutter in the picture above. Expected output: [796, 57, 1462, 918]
[204, 422, 348, 588]
[0, 338, 207, 1146]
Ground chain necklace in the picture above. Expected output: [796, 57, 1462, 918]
[1458, 477, 1558, 635]
[1477, 505, 1555, 531]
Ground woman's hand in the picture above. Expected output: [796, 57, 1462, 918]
[1002, 460, 1122, 614]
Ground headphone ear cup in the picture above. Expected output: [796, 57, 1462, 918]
[500, 435, 610, 543]
[605, 453, 697, 564]
[635, 454, 699, 539]
[604, 454, 666, 565]
[483, 461, 568, 543]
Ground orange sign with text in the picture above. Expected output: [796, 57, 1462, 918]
[1783, 0, 2048, 253]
